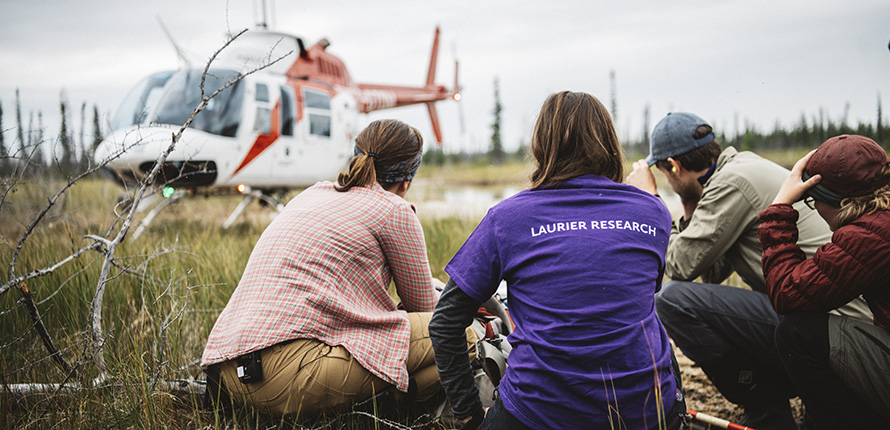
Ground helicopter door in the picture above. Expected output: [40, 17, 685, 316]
[273, 84, 298, 181]
[252, 82, 273, 135]
[232, 80, 282, 186]
[303, 88, 332, 141]
[299, 88, 336, 181]
[330, 92, 359, 170]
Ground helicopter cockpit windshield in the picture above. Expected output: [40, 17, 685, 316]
[149, 68, 245, 137]
[110, 70, 174, 132]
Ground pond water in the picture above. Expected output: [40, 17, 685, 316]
[411, 185, 522, 219]
[410, 183, 682, 220]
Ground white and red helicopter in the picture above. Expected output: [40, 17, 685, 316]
[95, 25, 459, 235]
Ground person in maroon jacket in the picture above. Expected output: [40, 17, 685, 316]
[759, 134, 890, 430]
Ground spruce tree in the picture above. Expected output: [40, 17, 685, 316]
[489, 77, 505, 165]
[0, 100, 6, 174]
[878, 93, 883, 146]
[59, 92, 73, 171]
[91, 105, 103, 153]
[609, 70, 617, 124]
[33, 111, 45, 170]
[641, 104, 650, 154]
[15, 89, 25, 162]
[79, 102, 88, 170]
[28, 111, 34, 153]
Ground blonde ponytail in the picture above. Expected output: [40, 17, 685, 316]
[834, 164, 890, 227]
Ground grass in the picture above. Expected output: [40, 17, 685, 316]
[1, 182, 253, 428]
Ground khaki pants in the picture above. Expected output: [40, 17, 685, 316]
[219, 312, 478, 417]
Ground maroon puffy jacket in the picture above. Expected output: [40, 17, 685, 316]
[759, 204, 890, 331]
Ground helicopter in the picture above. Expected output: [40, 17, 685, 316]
[94, 25, 459, 235]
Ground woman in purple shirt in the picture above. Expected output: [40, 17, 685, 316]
[430, 92, 684, 430]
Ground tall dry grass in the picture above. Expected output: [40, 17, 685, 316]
[0, 178, 264, 428]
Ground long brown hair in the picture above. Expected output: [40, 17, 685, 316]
[529, 91, 624, 189]
[336, 119, 423, 192]
[834, 164, 890, 227]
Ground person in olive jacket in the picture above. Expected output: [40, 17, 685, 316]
[759, 134, 890, 430]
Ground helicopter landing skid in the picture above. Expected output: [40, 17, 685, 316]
[131, 190, 188, 239]
[222, 190, 285, 229]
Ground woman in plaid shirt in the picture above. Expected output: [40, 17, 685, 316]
[201, 119, 477, 417]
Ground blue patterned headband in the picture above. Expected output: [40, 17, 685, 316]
[353, 146, 422, 183]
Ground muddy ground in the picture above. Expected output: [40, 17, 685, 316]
[675, 344, 804, 427]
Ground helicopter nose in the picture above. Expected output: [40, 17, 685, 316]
[94, 134, 120, 164]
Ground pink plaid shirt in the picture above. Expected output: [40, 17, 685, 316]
[201, 181, 439, 391]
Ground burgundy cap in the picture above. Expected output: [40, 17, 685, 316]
[804, 135, 890, 203]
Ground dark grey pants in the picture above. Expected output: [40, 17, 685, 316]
[826, 314, 890, 423]
[775, 312, 889, 429]
[655, 281, 797, 430]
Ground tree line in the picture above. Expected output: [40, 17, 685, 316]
[0, 89, 104, 177]
[625, 98, 887, 159]
[426, 79, 887, 166]
[716, 103, 885, 153]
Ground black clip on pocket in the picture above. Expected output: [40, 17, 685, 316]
[236, 350, 264, 384]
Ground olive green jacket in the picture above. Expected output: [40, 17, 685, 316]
[666, 147, 872, 320]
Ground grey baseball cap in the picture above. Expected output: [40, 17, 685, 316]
[645, 112, 716, 166]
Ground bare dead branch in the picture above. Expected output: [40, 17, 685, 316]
[36, 253, 101, 306]
[4, 334, 104, 396]
[0, 239, 103, 296]
[1, 321, 35, 351]
[6, 155, 115, 279]
[3, 336, 85, 377]
[16, 283, 72, 374]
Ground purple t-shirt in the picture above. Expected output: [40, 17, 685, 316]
[446, 175, 676, 430]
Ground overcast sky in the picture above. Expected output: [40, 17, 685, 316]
[2, 0, 889, 155]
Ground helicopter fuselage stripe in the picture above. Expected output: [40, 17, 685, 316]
[229, 100, 282, 179]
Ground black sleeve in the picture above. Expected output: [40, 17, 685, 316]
[429, 279, 486, 421]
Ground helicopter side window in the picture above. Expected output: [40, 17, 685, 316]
[280, 86, 295, 136]
[304, 91, 331, 110]
[256, 84, 269, 103]
[254, 83, 271, 134]
[309, 114, 331, 137]
[303, 89, 331, 138]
